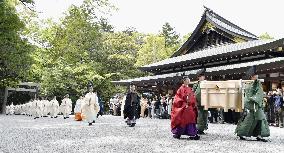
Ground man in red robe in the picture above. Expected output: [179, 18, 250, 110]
[171, 77, 200, 140]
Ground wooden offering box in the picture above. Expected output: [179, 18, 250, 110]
[200, 80, 243, 112]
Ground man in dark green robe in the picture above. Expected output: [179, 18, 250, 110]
[235, 66, 270, 142]
[193, 69, 208, 134]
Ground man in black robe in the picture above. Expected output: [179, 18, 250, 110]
[124, 83, 141, 127]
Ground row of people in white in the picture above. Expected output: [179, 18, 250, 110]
[6, 96, 71, 119]
[6, 87, 100, 126]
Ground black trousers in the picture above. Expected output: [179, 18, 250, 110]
[208, 108, 218, 123]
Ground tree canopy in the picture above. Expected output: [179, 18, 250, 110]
[0, 0, 35, 89]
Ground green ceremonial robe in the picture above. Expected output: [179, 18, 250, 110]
[235, 80, 270, 137]
[193, 81, 208, 132]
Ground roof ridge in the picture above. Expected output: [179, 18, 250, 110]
[204, 6, 258, 38]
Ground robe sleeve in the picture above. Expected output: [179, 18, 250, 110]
[249, 81, 264, 108]
[84, 94, 90, 105]
[192, 83, 197, 92]
[174, 86, 188, 108]
[137, 95, 141, 106]
[125, 94, 130, 106]
[193, 83, 201, 106]
[95, 94, 100, 112]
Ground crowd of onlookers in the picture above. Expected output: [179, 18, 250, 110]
[139, 95, 174, 119]
[264, 89, 284, 128]
[108, 93, 239, 123]
[109, 94, 173, 119]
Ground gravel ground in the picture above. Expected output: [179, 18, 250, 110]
[0, 115, 284, 153]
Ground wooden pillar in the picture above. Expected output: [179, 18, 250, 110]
[2, 87, 8, 114]
[203, 34, 208, 48]
[265, 74, 271, 91]
[215, 33, 219, 45]
[210, 31, 214, 46]
[220, 35, 223, 44]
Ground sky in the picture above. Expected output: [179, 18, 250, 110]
[34, 0, 284, 38]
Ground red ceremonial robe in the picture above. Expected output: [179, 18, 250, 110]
[171, 84, 197, 129]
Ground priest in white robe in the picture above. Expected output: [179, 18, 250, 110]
[74, 96, 84, 121]
[6, 106, 10, 115]
[61, 94, 72, 119]
[50, 96, 59, 118]
[27, 101, 33, 116]
[32, 99, 40, 119]
[82, 83, 100, 126]
[9, 103, 15, 115]
[42, 98, 50, 117]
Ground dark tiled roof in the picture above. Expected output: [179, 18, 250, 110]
[205, 8, 258, 39]
[171, 7, 258, 57]
[141, 38, 284, 69]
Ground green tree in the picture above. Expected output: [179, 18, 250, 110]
[38, 4, 105, 98]
[100, 30, 145, 80]
[136, 34, 173, 66]
[99, 18, 114, 33]
[26, 0, 129, 104]
[160, 22, 180, 48]
[0, 0, 35, 88]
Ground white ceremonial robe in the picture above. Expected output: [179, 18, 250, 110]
[6, 106, 10, 115]
[21, 104, 26, 115]
[113, 98, 120, 116]
[32, 100, 40, 117]
[167, 99, 173, 115]
[38, 100, 44, 117]
[74, 99, 82, 113]
[74, 99, 83, 121]
[67, 99, 72, 116]
[121, 96, 126, 117]
[42, 100, 50, 116]
[14, 105, 19, 115]
[61, 98, 72, 118]
[50, 99, 59, 117]
[20, 105, 24, 115]
[27, 102, 33, 116]
[9, 104, 15, 115]
[82, 92, 100, 123]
